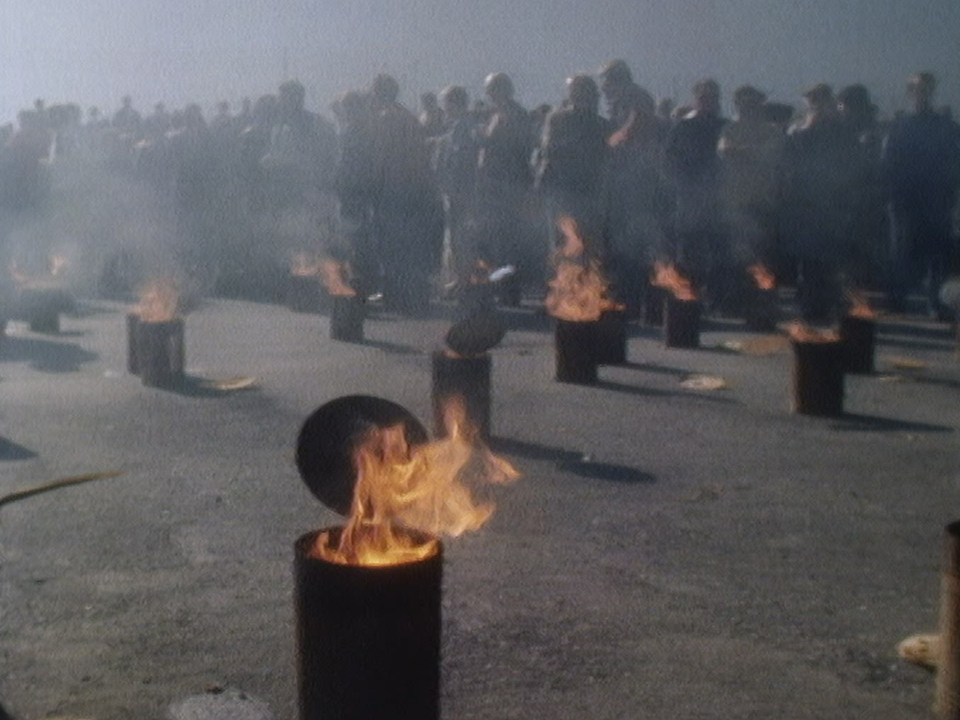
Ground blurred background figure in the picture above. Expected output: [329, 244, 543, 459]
[883, 72, 960, 320]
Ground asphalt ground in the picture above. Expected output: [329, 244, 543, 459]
[0, 294, 957, 719]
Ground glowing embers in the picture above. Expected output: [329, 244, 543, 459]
[313, 398, 518, 568]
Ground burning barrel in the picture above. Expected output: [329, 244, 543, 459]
[840, 295, 877, 375]
[663, 296, 701, 349]
[432, 351, 492, 439]
[321, 258, 364, 342]
[790, 325, 844, 417]
[139, 319, 185, 388]
[134, 280, 184, 388]
[652, 263, 700, 349]
[288, 253, 322, 313]
[596, 308, 628, 365]
[744, 264, 779, 332]
[295, 529, 442, 720]
[554, 320, 599, 384]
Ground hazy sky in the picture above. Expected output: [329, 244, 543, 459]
[1, 0, 958, 123]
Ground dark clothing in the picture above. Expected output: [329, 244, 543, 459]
[883, 110, 960, 316]
[537, 107, 611, 197]
[665, 112, 728, 306]
[782, 115, 858, 319]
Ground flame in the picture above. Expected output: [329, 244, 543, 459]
[291, 252, 321, 277]
[469, 259, 492, 285]
[651, 262, 698, 302]
[846, 290, 877, 320]
[787, 322, 838, 344]
[747, 264, 776, 291]
[545, 216, 617, 321]
[313, 398, 520, 567]
[320, 259, 357, 297]
[136, 280, 180, 323]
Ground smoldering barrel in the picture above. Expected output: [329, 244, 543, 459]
[330, 295, 365, 342]
[790, 327, 844, 417]
[294, 529, 442, 720]
[554, 319, 599, 384]
[138, 319, 185, 388]
[663, 296, 701, 349]
[432, 313, 506, 439]
[840, 315, 876, 375]
[596, 308, 627, 365]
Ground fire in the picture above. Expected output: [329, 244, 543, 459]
[545, 216, 616, 322]
[846, 290, 877, 320]
[136, 280, 180, 323]
[651, 262, 698, 302]
[787, 322, 838, 344]
[313, 398, 520, 567]
[747, 263, 776, 291]
[320, 259, 357, 297]
[469, 259, 492, 285]
[291, 252, 321, 277]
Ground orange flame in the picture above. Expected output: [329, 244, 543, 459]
[787, 322, 839, 344]
[846, 290, 877, 320]
[313, 398, 520, 567]
[747, 264, 776, 291]
[136, 280, 180, 323]
[291, 252, 321, 277]
[320, 259, 357, 297]
[651, 262, 698, 301]
[545, 216, 618, 321]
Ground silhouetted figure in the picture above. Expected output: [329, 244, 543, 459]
[435, 85, 480, 290]
[112, 95, 142, 136]
[883, 72, 960, 319]
[536, 75, 610, 252]
[369, 74, 441, 314]
[837, 84, 886, 289]
[476, 72, 535, 304]
[419, 92, 445, 137]
[782, 83, 857, 321]
[601, 60, 671, 314]
[666, 78, 729, 309]
[718, 85, 784, 275]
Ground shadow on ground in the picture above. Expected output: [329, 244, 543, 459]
[830, 413, 954, 434]
[0, 336, 98, 373]
[0, 437, 37, 461]
[490, 436, 655, 484]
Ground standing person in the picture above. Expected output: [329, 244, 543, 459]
[599, 60, 671, 314]
[883, 72, 960, 319]
[837, 84, 886, 290]
[418, 92, 445, 138]
[781, 83, 857, 321]
[435, 85, 480, 293]
[536, 75, 610, 255]
[665, 79, 729, 310]
[718, 85, 784, 282]
[475, 72, 535, 305]
[112, 95, 142, 137]
[369, 74, 442, 315]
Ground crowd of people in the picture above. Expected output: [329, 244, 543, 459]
[1, 60, 958, 322]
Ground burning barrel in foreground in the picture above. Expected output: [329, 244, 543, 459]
[294, 395, 519, 720]
[295, 529, 442, 720]
[653, 263, 701, 349]
[789, 324, 844, 417]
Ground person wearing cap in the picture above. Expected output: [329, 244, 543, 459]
[475, 72, 535, 305]
[781, 82, 857, 321]
[718, 85, 785, 295]
[665, 78, 729, 310]
[883, 72, 960, 320]
[598, 59, 670, 315]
